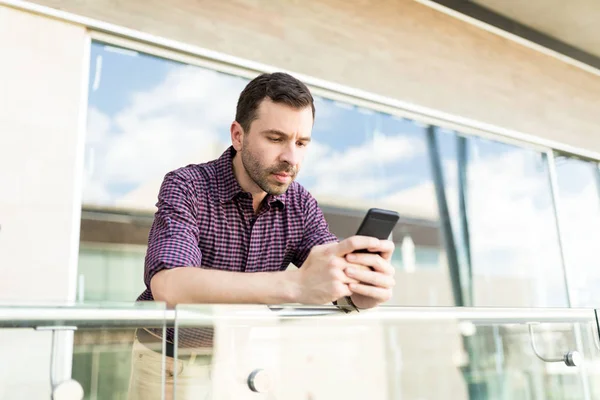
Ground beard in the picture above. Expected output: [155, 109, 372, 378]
[240, 143, 297, 196]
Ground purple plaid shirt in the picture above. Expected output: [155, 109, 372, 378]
[138, 146, 338, 347]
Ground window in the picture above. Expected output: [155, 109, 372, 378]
[80, 39, 580, 309]
[82, 41, 453, 306]
[298, 99, 449, 305]
[554, 155, 600, 307]
[84, 42, 247, 211]
[78, 244, 146, 302]
[436, 129, 568, 307]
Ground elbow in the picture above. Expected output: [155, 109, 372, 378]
[150, 269, 176, 307]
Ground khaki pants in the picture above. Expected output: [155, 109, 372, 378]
[127, 338, 212, 400]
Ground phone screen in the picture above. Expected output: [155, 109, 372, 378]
[355, 209, 399, 240]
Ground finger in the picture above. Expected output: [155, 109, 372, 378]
[346, 267, 395, 289]
[337, 257, 376, 275]
[336, 283, 352, 298]
[328, 255, 363, 281]
[349, 283, 392, 302]
[332, 268, 360, 285]
[333, 236, 381, 257]
[345, 253, 395, 275]
[365, 239, 395, 261]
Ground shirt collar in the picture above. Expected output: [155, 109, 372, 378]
[216, 146, 287, 208]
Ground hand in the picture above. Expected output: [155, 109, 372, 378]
[344, 239, 396, 309]
[290, 236, 383, 305]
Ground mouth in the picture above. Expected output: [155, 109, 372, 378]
[272, 172, 292, 183]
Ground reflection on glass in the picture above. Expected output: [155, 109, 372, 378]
[81, 41, 454, 307]
[79, 41, 580, 310]
[80, 41, 251, 300]
[436, 129, 568, 307]
[84, 42, 247, 210]
[554, 156, 600, 307]
[300, 99, 434, 216]
[298, 99, 452, 306]
[80, 41, 588, 309]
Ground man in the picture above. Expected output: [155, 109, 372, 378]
[128, 72, 396, 399]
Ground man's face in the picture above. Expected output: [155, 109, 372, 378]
[239, 98, 313, 195]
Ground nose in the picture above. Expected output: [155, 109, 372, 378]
[279, 142, 301, 167]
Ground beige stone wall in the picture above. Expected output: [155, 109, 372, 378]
[0, 6, 87, 397]
[0, 5, 86, 302]
[22, 0, 600, 154]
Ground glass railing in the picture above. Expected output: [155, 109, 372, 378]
[1, 304, 599, 399]
[0, 302, 168, 400]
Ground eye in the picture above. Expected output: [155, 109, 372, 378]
[297, 141, 308, 148]
[269, 137, 282, 143]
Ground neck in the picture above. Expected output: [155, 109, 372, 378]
[232, 152, 267, 212]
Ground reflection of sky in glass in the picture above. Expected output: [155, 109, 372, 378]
[555, 157, 600, 307]
[88, 46, 171, 115]
[84, 41, 437, 220]
[81, 40, 600, 308]
[85, 42, 246, 208]
[298, 97, 433, 211]
[436, 129, 568, 307]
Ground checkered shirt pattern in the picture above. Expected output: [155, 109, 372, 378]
[137, 146, 338, 348]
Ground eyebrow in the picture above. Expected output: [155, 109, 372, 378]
[261, 129, 311, 142]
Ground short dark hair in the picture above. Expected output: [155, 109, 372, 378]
[235, 72, 315, 133]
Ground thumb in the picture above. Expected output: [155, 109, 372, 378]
[333, 236, 380, 257]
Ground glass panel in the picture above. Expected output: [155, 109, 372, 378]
[79, 40, 249, 304]
[554, 156, 600, 307]
[79, 40, 575, 313]
[446, 320, 600, 400]
[80, 40, 453, 307]
[436, 129, 568, 307]
[172, 305, 600, 399]
[72, 302, 167, 400]
[4, 304, 597, 398]
[84, 41, 247, 211]
[0, 302, 167, 400]
[74, 302, 167, 400]
[298, 100, 451, 305]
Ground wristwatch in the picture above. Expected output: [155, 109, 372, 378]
[334, 296, 360, 313]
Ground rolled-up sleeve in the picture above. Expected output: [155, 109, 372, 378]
[144, 172, 202, 288]
[293, 194, 338, 267]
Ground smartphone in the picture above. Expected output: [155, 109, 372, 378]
[355, 208, 400, 239]
[354, 208, 400, 254]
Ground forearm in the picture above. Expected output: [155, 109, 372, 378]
[152, 266, 300, 307]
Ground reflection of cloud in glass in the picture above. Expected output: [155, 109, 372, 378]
[382, 182, 440, 220]
[465, 151, 561, 276]
[84, 65, 247, 209]
[377, 134, 572, 305]
[555, 160, 600, 306]
[300, 133, 426, 204]
[81, 43, 597, 309]
[441, 145, 568, 306]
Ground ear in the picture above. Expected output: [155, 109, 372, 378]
[230, 121, 244, 151]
